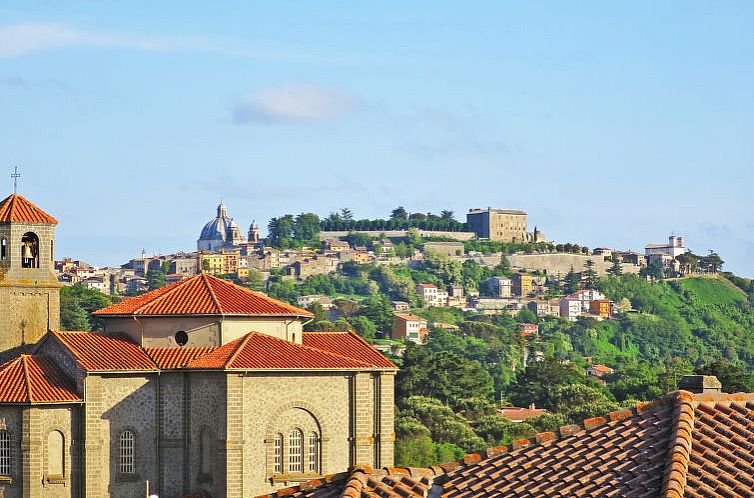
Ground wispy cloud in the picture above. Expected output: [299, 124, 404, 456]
[0, 22, 170, 58]
[231, 85, 360, 124]
[0, 22, 330, 63]
[0, 75, 78, 94]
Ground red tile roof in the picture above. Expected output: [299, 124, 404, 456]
[0, 355, 81, 404]
[498, 406, 548, 422]
[146, 347, 217, 369]
[51, 331, 157, 372]
[93, 273, 314, 317]
[302, 332, 397, 369]
[394, 313, 426, 322]
[186, 332, 393, 370]
[0, 193, 57, 224]
[259, 391, 754, 498]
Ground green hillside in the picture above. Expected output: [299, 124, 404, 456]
[675, 275, 746, 305]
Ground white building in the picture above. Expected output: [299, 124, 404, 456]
[416, 283, 447, 307]
[559, 297, 581, 321]
[645, 235, 686, 259]
[567, 289, 606, 313]
[488, 277, 512, 298]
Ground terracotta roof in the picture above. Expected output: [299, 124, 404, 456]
[498, 406, 548, 422]
[394, 313, 426, 322]
[0, 193, 58, 224]
[145, 347, 217, 369]
[51, 331, 158, 372]
[302, 332, 397, 369]
[259, 391, 754, 498]
[93, 273, 314, 317]
[0, 355, 81, 404]
[186, 332, 392, 370]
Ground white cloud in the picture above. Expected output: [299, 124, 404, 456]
[0, 22, 171, 58]
[232, 85, 358, 124]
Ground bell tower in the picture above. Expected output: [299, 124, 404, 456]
[0, 192, 61, 356]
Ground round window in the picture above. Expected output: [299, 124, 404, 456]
[174, 331, 188, 346]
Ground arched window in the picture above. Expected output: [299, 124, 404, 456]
[273, 433, 283, 474]
[288, 429, 303, 473]
[200, 429, 211, 475]
[0, 430, 10, 476]
[119, 430, 135, 475]
[308, 432, 319, 473]
[0, 238, 7, 261]
[47, 431, 64, 478]
[20, 232, 39, 268]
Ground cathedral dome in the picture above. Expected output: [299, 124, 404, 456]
[197, 202, 244, 251]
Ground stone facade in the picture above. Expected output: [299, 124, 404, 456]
[0, 221, 60, 358]
[466, 208, 527, 242]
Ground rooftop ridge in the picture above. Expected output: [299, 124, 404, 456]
[226, 332, 256, 367]
[292, 340, 379, 369]
[661, 390, 696, 498]
[201, 273, 223, 314]
[20, 355, 33, 403]
[130, 279, 187, 315]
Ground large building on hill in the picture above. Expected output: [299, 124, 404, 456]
[466, 208, 528, 242]
[0, 193, 397, 498]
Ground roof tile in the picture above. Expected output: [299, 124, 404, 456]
[93, 273, 314, 317]
[0, 355, 81, 403]
[0, 193, 57, 224]
[52, 331, 157, 372]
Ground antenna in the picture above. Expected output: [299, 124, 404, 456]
[11, 166, 21, 193]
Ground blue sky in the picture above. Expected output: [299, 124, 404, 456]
[1, 1, 752, 276]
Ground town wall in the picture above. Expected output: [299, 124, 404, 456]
[468, 253, 640, 277]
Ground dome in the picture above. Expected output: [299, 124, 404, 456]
[197, 202, 245, 251]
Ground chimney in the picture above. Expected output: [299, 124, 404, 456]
[678, 375, 722, 394]
[529, 403, 535, 410]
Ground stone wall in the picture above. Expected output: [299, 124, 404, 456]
[468, 253, 640, 277]
[0, 406, 80, 498]
[319, 230, 476, 241]
[83, 375, 159, 498]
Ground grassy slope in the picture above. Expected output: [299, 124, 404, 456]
[676, 275, 746, 305]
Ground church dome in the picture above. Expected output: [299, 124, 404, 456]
[198, 202, 244, 251]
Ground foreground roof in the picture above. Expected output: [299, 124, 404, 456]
[0, 355, 81, 404]
[259, 391, 754, 498]
[44, 330, 394, 372]
[186, 331, 396, 371]
[51, 331, 158, 372]
[93, 273, 314, 317]
[0, 193, 58, 224]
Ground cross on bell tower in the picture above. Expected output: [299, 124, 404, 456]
[11, 166, 20, 193]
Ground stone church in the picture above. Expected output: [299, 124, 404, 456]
[0, 193, 396, 498]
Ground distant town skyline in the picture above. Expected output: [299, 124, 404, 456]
[1, 1, 752, 276]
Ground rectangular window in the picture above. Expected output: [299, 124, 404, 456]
[288, 430, 302, 473]
[308, 433, 318, 473]
[273, 434, 283, 473]
[0, 431, 10, 475]
[119, 431, 135, 475]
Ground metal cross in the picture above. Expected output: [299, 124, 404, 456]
[11, 166, 20, 193]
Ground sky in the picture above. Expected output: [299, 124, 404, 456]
[0, 1, 752, 276]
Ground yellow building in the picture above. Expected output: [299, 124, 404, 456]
[199, 247, 241, 276]
[512, 273, 534, 297]
[590, 299, 613, 319]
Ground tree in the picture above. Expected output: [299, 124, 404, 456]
[245, 270, 265, 291]
[657, 357, 694, 393]
[333, 298, 361, 318]
[60, 288, 89, 330]
[506, 357, 584, 409]
[549, 384, 619, 422]
[147, 269, 166, 290]
[676, 252, 698, 275]
[59, 284, 112, 331]
[339, 208, 354, 221]
[699, 251, 724, 273]
[440, 210, 456, 222]
[564, 266, 580, 294]
[495, 254, 512, 276]
[606, 256, 623, 277]
[582, 259, 598, 289]
[348, 315, 377, 340]
[391, 206, 409, 221]
[293, 213, 321, 242]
